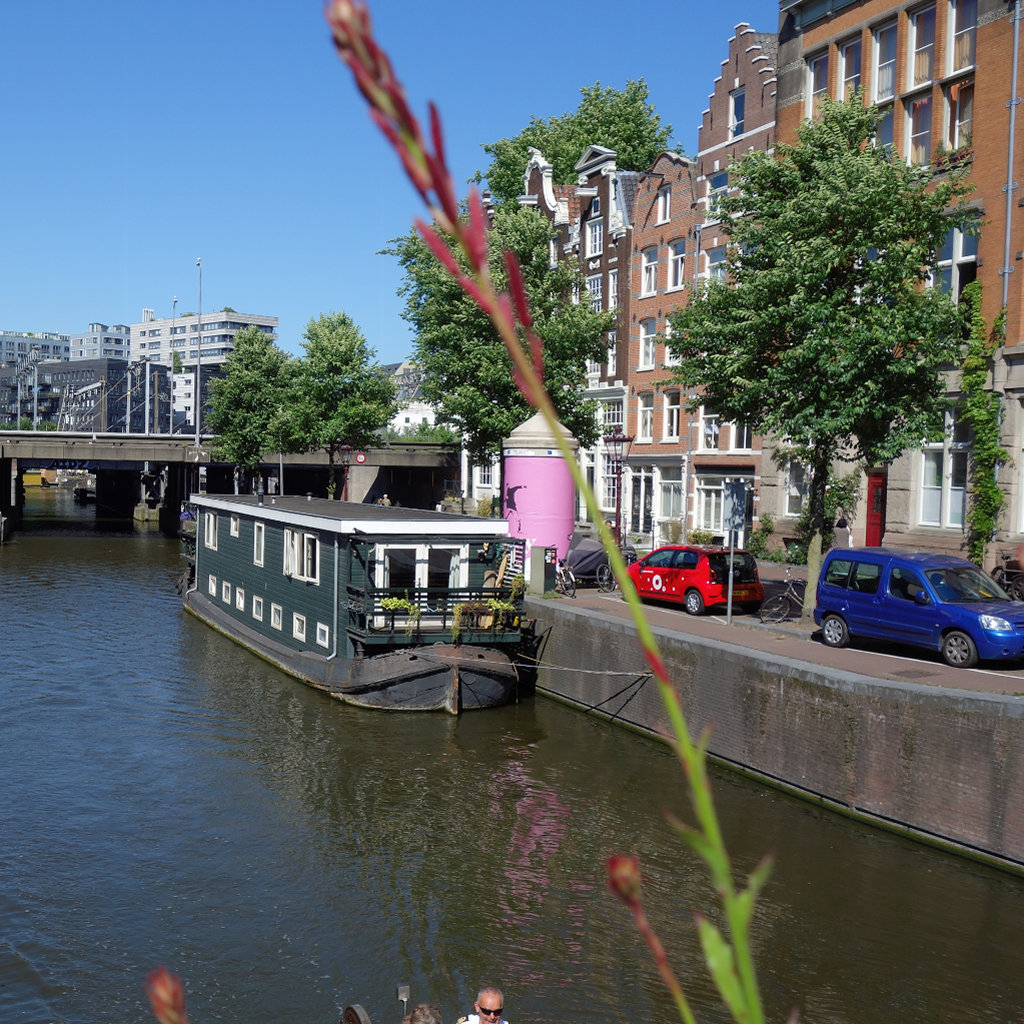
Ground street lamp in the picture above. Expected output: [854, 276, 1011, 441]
[195, 259, 202, 447]
[603, 431, 633, 547]
[339, 444, 353, 501]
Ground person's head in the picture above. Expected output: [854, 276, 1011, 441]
[408, 1005, 442, 1024]
[475, 988, 503, 1023]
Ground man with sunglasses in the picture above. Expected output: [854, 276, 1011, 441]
[458, 986, 507, 1024]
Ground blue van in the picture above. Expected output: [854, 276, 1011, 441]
[814, 547, 1024, 667]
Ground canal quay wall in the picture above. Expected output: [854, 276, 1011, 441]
[523, 595, 1024, 876]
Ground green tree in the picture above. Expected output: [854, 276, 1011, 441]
[388, 204, 612, 466]
[476, 80, 673, 207]
[294, 312, 397, 498]
[206, 325, 294, 473]
[667, 96, 972, 611]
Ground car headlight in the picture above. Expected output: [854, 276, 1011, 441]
[979, 614, 1012, 632]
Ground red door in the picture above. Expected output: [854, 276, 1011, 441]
[865, 470, 888, 547]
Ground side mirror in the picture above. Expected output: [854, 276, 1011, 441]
[910, 586, 930, 605]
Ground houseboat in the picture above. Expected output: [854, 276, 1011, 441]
[180, 493, 529, 713]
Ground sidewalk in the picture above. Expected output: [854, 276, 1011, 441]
[564, 583, 1024, 698]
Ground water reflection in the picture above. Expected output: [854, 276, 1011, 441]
[1, 529, 1022, 1024]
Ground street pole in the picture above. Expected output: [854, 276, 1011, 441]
[195, 259, 202, 448]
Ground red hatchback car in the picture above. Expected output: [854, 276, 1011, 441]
[626, 545, 765, 615]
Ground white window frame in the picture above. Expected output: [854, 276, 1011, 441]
[786, 464, 809, 517]
[284, 528, 320, 584]
[316, 622, 331, 648]
[656, 187, 671, 224]
[638, 394, 654, 442]
[700, 408, 722, 450]
[663, 321, 681, 367]
[293, 612, 307, 642]
[876, 104, 895, 150]
[602, 399, 623, 433]
[732, 422, 754, 451]
[664, 390, 681, 441]
[229, 515, 240, 538]
[204, 512, 217, 550]
[807, 52, 829, 117]
[945, 79, 974, 149]
[639, 318, 657, 369]
[221, 580, 231, 604]
[606, 333, 617, 377]
[707, 171, 729, 220]
[608, 268, 618, 310]
[235, 586, 245, 611]
[586, 273, 603, 311]
[873, 22, 897, 103]
[253, 521, 265, 567]
[839, 36, 862, 100]
[271, 603, 283, 630]
[696, 475, 726, 534]
[933, 222, 978, 301]
[920, 410, 968, 528]
[948, 0, 977, 74]
[729, 87, 745, 138]
[207, 574, 217, 597]
[586, 218, 604, 258]
[252, 595, 264, 622]
[708, 245, 728, 283]
[660, 466, 683, 519]
[908, 93, 933, 166]
[641, 248, 658, 296]
[668, 240, 686, 291]
[909, 5, 936, 89]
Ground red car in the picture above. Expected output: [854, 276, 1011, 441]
[626, 545, 765, 615]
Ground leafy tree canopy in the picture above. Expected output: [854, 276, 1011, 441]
[293, 311, 398, 496]
[207, 325, 295, 470]
[667, 95, 973, 596]
[387, 204, 613, 465]
[476, 80, 674, 207]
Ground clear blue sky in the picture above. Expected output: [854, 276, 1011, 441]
[1, 0, 780, 365]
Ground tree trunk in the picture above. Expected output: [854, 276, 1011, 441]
[801, 456, 830, 618]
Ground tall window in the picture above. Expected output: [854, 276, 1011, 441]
[707, 171, 729, 219]
[664, 390, 681, 440]
[668, 240, 686, 290]
[656, 187, 671, 223]
[586, 273, 603, 311]
[949, 0, 977, 72]
[284, 528, 320, 584]
[697, 476, 725, 534]
[663, 322, 681, 367]
[586, 218, 604, 257]
[934, 223, 978, 301]
[909, 6, 936, 88]
[729, 88, 745, 137]
[909, 95, 933, 165]
[661, 466, 683, 518]
[641, 248, 658, 295]
[807, 52, 829, 116]
[478, 463, 493, 487]
[602, 399, 623, 432]
[639, 319, 657, 368]
[732, 422, 753, 450]
[921, 409, 968, 527]
[253, 521, 265, 566]
[700, 408, 722, 450]
[638, 394, 654, 441]
[204, 512, 217, 550]
[708, 246, 728, 283]
[946, 79, 974, 148]
[839, 37, 862, 100]
[606, 332, 617, 377]
[607, 268, 618, 309]
[873, 22, 897, 102]
[876, 105, 894, 149]
[787, 464, 809, 516]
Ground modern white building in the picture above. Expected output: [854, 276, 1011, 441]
[130, 308, 278, 429]
[69, 323, 131, 360]
[0, 330, 70, 365]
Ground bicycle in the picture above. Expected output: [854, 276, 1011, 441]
[554, 559, 577, 598]
[990, 553, 1024, 601]
[596, 548, 639, 592]
[758, 567, 807, 623]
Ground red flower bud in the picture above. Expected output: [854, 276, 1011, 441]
[607, 854, 643, 906]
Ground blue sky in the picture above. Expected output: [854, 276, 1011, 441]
[1, 0, 779, 364]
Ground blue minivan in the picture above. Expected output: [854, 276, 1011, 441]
[814, 547, 1024, 667]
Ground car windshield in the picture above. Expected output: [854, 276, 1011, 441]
[925, 566, 1009, 603]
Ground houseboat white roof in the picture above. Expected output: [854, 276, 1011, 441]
[190, 493, 510, 538]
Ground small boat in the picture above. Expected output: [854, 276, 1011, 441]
[73, 486, 97, 504]
[181, 493, 529, 713]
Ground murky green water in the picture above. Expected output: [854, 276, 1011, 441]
[2, 490, 1023, 1023]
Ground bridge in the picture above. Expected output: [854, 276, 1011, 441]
[1, 430, 460, 537]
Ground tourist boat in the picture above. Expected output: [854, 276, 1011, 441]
[180, 493, 529, 713]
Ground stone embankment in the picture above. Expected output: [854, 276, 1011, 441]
[523, 589, 1024, 876]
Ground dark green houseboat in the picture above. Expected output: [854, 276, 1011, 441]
[181, 494, 528, 713]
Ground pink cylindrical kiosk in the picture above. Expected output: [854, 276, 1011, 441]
[502, 411, 578, 568]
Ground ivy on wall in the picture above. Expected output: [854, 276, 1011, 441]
[960, 281, 1009, 564]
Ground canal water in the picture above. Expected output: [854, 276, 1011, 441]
[2, 488, 1024, 1024]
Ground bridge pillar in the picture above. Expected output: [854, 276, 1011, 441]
[134, 465, 167, 532]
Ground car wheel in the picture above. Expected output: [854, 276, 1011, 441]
[683, 589, 705, 616]
[820, 613, 850, 648]
[941, 629, 978, 668]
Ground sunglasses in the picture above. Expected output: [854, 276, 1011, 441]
[479, 1010, 503, 1018]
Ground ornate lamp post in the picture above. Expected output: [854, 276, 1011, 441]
[603, 431, 634, 547]
[339, 444, 353, 501]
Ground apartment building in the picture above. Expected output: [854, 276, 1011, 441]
[772, 0, 1020, 559]
[130, 308, 278, 431]
[69, 323, 131, 361]
[0, 330, 70, 365]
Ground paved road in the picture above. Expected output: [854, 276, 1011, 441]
[567, 570, 1024, 698]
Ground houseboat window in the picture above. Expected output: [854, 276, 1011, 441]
[230, 515, 240, 537]
[222, 581, 231, 604]
[204, 512, 217, 549]
[254, 522, 265, 567]
[293, 613, 307, 642]
[252, 595, 264, 621]
[271, 603, 283, 630]
[316, 622, 330, 648]
[284, 528, 320, 584]
[208, 574, 217, 596]
[376, 545, 465, 595]
[235, 587, 245, 611]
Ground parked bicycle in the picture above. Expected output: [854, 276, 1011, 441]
[555, 558, 577, 598]
[990, 552, 1024, 601]
[596, 548, 639, 592]
[759, 567, 807, 623]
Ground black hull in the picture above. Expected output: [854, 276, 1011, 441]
[184, 590, 519, 713]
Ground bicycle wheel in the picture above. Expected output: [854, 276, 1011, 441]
[596, 564, 615, 592]
[562, 566, 577, 598]
[1010, 578, 1024, 602]
[759, 593, 793, 623]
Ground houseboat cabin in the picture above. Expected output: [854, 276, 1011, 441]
[181, 493, 528, 713]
